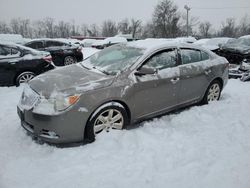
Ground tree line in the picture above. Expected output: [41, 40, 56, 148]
[0, 0, 249, 39]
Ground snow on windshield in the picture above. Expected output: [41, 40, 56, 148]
[81, 44, 144, 75]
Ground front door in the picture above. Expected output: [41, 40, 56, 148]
[132, 48, 181, 119]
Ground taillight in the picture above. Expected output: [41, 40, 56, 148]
[77, 46, 82, 53]
[43, 55, 52, 63]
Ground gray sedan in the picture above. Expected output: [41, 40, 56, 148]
[17, 39, 229, 144]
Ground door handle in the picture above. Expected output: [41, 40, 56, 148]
[205, 69, 212, 75]
[9, 60, 18, 65]
[170, 77, 180, 84]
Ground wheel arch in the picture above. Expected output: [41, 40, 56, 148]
[83, 100, 131, 141]
[201, 77, 224, 104]
[87, 100, 131, 125]
[210, 77, 223, 88]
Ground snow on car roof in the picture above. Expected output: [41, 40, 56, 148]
[92, 37, 127, 46]
[194, 37, 234, 51]
[127, 38, 202, 53]
[0, 41, 47, 54]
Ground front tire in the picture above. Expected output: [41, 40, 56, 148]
[201, 80, 222, 104]
[85, 103, 129, 143]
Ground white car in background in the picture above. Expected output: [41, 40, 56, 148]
[194, 37, 235, 52]
[92, 37, 127, 49]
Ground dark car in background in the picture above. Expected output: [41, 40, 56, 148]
[24, 39, 83, 66]
[0, 42, 54, 86]
[217, 35, 250, 64]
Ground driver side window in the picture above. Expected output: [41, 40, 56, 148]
[143, 49, 177, 70]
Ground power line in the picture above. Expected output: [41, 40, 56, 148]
[192, 6, 250, 10]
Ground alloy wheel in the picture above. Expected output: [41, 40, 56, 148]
[207, 83, 221, 102]
[17, 72, 35, 84]
[64, 56, 76, 65]
[93, 109, 124, 134]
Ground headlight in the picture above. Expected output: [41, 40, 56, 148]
[55, 94, 80, 111]
[18, 84, 40, 111]
[32, 93, 80, 115]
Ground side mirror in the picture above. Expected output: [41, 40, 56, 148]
[134, 67, 157, 76]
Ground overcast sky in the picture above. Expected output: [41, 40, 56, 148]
[0, 0, 250, 29]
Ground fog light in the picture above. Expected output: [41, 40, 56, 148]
[40, 130, 59, 139]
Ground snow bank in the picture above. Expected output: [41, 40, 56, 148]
[0, 80, 250, 188]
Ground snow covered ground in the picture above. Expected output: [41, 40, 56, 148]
[0, 79, 250, 188]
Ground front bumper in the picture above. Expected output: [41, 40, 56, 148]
[17, 105, 89, 144]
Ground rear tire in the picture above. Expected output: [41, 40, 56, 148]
[64, 56, 76, 66]
[16, 71, 35, 86]
[84, 103, 129, 143]
[201, 80, 222, 104]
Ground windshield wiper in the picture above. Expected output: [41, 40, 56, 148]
[80, 63, 90, 70]
[92, 66, 110, 75]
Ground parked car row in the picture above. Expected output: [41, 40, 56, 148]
[0, 38, 85, 86]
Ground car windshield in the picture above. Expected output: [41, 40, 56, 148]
[81, 44, 144, 75]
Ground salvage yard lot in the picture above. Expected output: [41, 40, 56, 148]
[0, 79, 250, 188]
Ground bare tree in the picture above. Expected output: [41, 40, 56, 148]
[152, 0, 181, 38]
[87, 24, 100, 37]
[101, 20, 118, 37]
[141, 22, 157, 38]
[55, 21, 71, 38]
[131, 19, 142, 38]
[220, 18, 238, 37]
[43, 17, 55, 38]
[199, 21, 212, 38]
[9, 18, 32, 38]
[0, 21, 11, 34]
[118, 19, 131, 34]
[80, 24, 89, 36]
[238, 15, 250, 36]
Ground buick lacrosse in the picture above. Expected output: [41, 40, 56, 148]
[17, 39, 229, 144]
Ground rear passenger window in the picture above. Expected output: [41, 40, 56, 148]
[180, 49, 201, 64]
[46, 41, 65, 47]
[201, 51, 210, 61]
[26, 41, 43, 49]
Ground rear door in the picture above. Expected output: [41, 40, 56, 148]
[25, 41, 45, 50]
[132, 48, 181, 118]
[45, 41, 69, 64]
[178, 48, 212, 104]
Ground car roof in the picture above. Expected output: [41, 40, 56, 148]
[0, 41, 45, 54]
[27, 38, 68, 43]
[127, 39, 211, 54]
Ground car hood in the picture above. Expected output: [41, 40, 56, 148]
[29, 64, 115, 98]
[221, 44, 250, 54]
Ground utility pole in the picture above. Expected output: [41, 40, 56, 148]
[184, 5, 191, 37]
